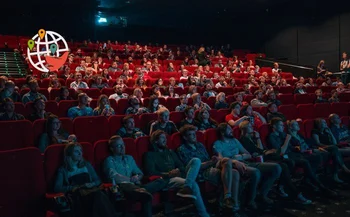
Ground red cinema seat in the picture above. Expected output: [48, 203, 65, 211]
[303, 119, 315, 138]
[73, 116, 110, 144]
[0, 120, 33, 151]
[279, 104, 297, 120]
[341, 116, 349, 126]
[89, 99, 98, 109]
[57, 100, 78, 117]
[278, 94, 294, 105]
[339, 93, 350, 102]
[294, 94, 313, 104]
[79, 88, 101, 99]
[305, 86, 318, 94]
[297, 104, 315, 120]
[278, 86, 293, 94]
[205, 128, 219, 156]
[135, 136, 151, 167]
[139, 113, 158, 133]
[44, 143, 94, 193]
[101, 88, 115, 96]
[206, 96, 216, 108]
[244, 94, 254, 103]
[59, 117, 74, 134]
[116, 98, 129, 114]
[167, 98, 181, 112]
[14, 102, 28, 117]
[215, 109, 230, 123]
[258, 124, 270, 147]
[39, 88, 50, 100]
[170, 111, 185, 125]
[45, 101, 58, 115]
[320, 86, 336, 93]
[0, 148, 46, 217]
[49, 88, 76, 100]
[314, 103, 331, 118]
[143, 97, 166, 108]
[32, 119, 46, 147]
[108, 115, 126, 136]
[218, 87, 234, 95]
[331, 102, 349, 117]
[169, 131, 205, 151]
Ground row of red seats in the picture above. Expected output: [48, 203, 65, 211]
[3, 103, 350, 151]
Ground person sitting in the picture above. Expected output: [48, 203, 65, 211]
[151, 85, 163, 98]
[48, 77, 62, 93]
[214, 123, 281, 205]
[91, 76, 109, 89]
[268, 118, 337, 196]
[215, 76, 228, 88]
[203, 83, 217, 98]
[108, 85, 128, 102]
[55, 86, 73, 102]
[144, 130, 210, 217]
[0, 98, 24, 121]
[149, 107, 178, 135]
[329, 113, 350, 144]
[312, 118, 350, 179]
[266, 91, 282, 107]
[250, 90, 267, 108]
[239, 121, 312, 204]
[104, 136, 166, 217]
[133, 88, 144, 102]
[147, 95, 165, 113]
[328, 90, 340, 103]
[192, 93, 211, 110]
[0, 80, 21, 103]
[266, 102, 286, 122]
[176, 125, 242, 213]
[165, 85, 179, 98]
[315, 89, 328, 103]
[125, 96, 149, 115]
[240, 104, 267, 129]
[225, 102, 250, 127]
[67, 93, 94, 119]
[215, 92, 229, 109]
[22, 79, 48, 104]
[175, 94, 189, 112]
[38, 114, 75, 152]
[294, 82, 306, 94]
[29, 98, 51, 122]
[195, 108, 218, 131]
[70, 72, 89, 91]
[116, 115, 145, 139]
[178, 106, 199, 129]
[93, 95, 115, 116]
[54, 142, 117, 217]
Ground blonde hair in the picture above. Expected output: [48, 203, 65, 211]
[216, 92, 225, 103]
[63, 143, 85, 171]
[157, 107, 169, 116]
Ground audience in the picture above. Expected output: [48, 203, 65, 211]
[195, 108, 218, 130]
[67, 93, 94, 119]
[29, 98, 51, 122]
[22, 79, 48, 104]
[0, 98, 25, 121]
[149, 107, 178, 135]
[93, 94, 115, 116]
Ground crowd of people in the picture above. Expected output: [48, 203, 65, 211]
[1, 42, 350, 217]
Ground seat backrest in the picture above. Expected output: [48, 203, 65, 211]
[303, 119, 315, 138]
[205, 128, 219, 156]
[258, 124, 270, 147]
[14, 102, 28, 117]
[108, 115, 126, 136]
[278, 104, 297, 120]
[59, 117, 74, 134]
[0, 147, 46, 217]
[0, 120, 33, 151]
[116, 98, 129, 114]
[57, 100, 78, 117]
[45, 101, 59, 115]
[169, 111, 185, 125]
[294, 94, 313, 104]
[314, 103, 331, 118]
[297, 104, 315, 120]
[135, 136, 151, 169]
[32, 119, 47, 147]
[277, 94, 294, 105]
[139, 113, 158, 134]
[330, 102, 349, 117]
[73, 116, 110, 144]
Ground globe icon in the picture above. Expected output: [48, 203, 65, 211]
[27, 30, 69, 73]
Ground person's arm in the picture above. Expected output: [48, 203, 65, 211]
[103, 157, 131, 183]
[171, 122, 179, 134]
[227, 116, 249, 127]
[253, 111, 267, 124]
[325, 128, 337, 145]
[254, 132, 264, 150]
[54, 167, 75, 193]
[280, 134, 292, 155]
[129, 156, 144, 182]
[312, 133, 324, 146]
[237, 140, 252, 160]
[213, 141, 224, 159]
[38, 133, 50, 153]
[171, 151, 186, 173]
[86, 162, 102, 186]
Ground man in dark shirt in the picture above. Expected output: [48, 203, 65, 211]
[0, 98, 25, 121]
[329, 114, 350, 144]
[177, 106, 199, 129]
[314, 89, 328, 103]
[268, 118, 337, 196]
[144, 130, 210, 217]
[0, 81, 21, 104]
[149, 108, 178, 135]
[266, 91, 282, 107]
[266, 103, 286, 123]
[116, 115, 145, 139]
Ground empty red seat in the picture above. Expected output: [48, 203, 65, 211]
[218, 87, 234, 95]
[330, 102, 349, 117]
[116, 98, 129, 114]
[215, 109, 230, 123]
[258, 124, 270, 147]
[166, 98, 181, 111]
[339, 93, 350, 102]
[45, 101, 58, 115]
[59, 117, 74, 134]
[205, 128, 219, 156]
[0, 148, 46, 217]
[314, 103, 331, 118]
[73, 116, 110, 144]
[278, 94, 294, 105]
[0, 120, 33, 150]
[303, 119, 315, 138]
[14, 102, 28, 117]
[305, 86, 318, 94]
[297, 104, 315, 120]
[294, 94, 313, 104]
[32, 119, 46, 147]
[169, 111, 185, 125]
[57, 100, 78, 117]
[278, 86, 293, 94]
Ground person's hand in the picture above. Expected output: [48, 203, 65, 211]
[130, 175, 139, 183]
[233, 161, 247, 175]
[211, 155, 219, 163]
[265, 149, 277, 155]
[286, 134, 292, 140]
[324, 128, 331, 133]
[242, 116, 250, 120]
[253, 131, 260, 138]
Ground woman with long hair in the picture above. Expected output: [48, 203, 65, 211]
[195, 108, 217, 130]
[93, 94, 115, 116]
[54, 143, 117, 217]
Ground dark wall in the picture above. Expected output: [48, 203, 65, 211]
[263, 12, 350, 72]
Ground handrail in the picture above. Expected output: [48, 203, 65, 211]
[256, 58, 314, 71]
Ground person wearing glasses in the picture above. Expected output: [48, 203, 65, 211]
[70, 72, 89, 91]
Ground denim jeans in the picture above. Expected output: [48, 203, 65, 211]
[167, 158, 210, 217]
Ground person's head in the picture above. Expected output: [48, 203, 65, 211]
[230, 101, 241, 115]
[180, 94, 188, 105]
[308, 78, 314, 84]
[331, 89, 338, 98]
[216, 92, 226, 103]
[240, 104, 253, 116]
[273, 62, 279, 68]
[33, 98, 45, 112]
[315, 89, 323, 97]
[108, 135, 125, 156]
[2, 98, 14, 113]
[234, 92, 243, 102]
[287, 120, 300, 132]
[4, 80, 15, 94]
[63, 143, 85, 171]
[299, 76, 305, 84]
[29, 79, 39, 93]
[128, 96, 140, 109]
[184, 106, 195, 119]
[268, 91, 276, 100]
[150, 130, 168, 151]
[152, 85, 160, 95]
[46, 114, 61, 133]
[197, 108, 210, 121]
[78, 93, 89, 106]
[157, 107, 170, 124]
[254, 90, 263, 100]
[122, 115, 135, 131]
[59, 86, 70, 98]
[75, 72, 82, 82]
[180, 125, 197, 145]
[97, 94, 109, 109]
[157, 78, 163, 86]
[342, 52, 347, 59]
[133, 88, 143, 99]
[148, 95, 159, 110]
[271, 76, 277, 83]
[270, 117, 284, 133]
[205, 83, 212, 91]
[239, 120, 254, 136]
[217, 123, 234, 139]
[267, 102, 278, 114]
[329, 113, 341, 125]
[192, 93, 201, 104]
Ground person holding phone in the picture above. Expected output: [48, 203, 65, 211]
[93, 95, 115, 116]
